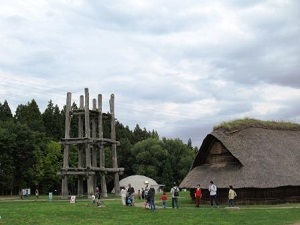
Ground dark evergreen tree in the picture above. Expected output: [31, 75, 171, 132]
[0, 120, 48, 194]
[14, 99, 45, 132]
[42, 100, 64, 141]
[187, 138, 193, 149]
[0, 100, 13, 121]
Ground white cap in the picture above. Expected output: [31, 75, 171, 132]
[144, 180, 149, 184]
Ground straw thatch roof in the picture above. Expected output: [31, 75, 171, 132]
[180, 124, 300, 189]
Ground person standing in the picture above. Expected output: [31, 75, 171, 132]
[137, 190, 141, 200]
[95, 186, 101, 206]
[148, 187, 156, 211]
[144, 181, 149, 201]
[91, 194, 96, 204]
[35, 189, 39, 198]
[228, 185, 237, 207]
[208, 181, 219, 207]
[161, 192, 168, 209]
[144, 181, 150, 207]
[141, 188, 145, 199]
[120, 187, 127, 206]
[170, 182, 179, 208]
[194, 184, 202, 207]
[127, 183, 135, 206]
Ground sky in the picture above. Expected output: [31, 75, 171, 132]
[0, 0, 299, 147]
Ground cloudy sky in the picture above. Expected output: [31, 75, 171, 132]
[0, 0, 299, 147]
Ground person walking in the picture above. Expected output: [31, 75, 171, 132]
[228, 185, 237, 207]
[91, 194, 96, 204]
[127, 183, 135, 206]
[137, 190, 141, 200]
[170, 182, 179, 208]
[208, 181, 219, 207]
[194, 184, 202, 207]
[95, 186, 102, 207]
[161, 192, 168, 209]
[148, 187, 156, 211]
[120, 187, 127, 206]
[35, 189, 39, 198]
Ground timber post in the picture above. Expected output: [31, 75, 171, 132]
[61, 92, 71, 197]
[110, 94, 120, 195]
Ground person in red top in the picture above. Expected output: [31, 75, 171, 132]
[161, 192, 168, 209]
[194, 184, 202, 207]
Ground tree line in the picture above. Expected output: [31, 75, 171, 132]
[0, 99, 197, 195]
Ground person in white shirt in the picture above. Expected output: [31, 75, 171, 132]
[91, 194, 96, 204]
[170, 182, 179, 208]
[208, 180, 219, 207]
[120, 187, 127, 206]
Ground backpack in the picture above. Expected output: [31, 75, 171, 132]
[174, 187, 179, 197]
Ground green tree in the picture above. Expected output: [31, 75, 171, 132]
[187, 138, 193, 149]
[131, 138, 170, 184]
[40, 141, 62, 193]
[42, 100, 64, 141]
[14, 99, 45, 132]
[0, 120, 17, 194]
[161, 138, 196, 187]
[0, 100, 13, 121]
[0, 120, 48, 194]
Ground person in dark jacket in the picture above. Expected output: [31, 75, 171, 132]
[148, 187, 156, 211]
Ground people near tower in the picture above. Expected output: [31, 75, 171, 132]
[208, 181, 219, 207]
[194, 184, 202, 207]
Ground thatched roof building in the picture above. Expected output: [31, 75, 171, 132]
[180, 119, 300, 203]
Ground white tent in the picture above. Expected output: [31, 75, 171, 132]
[111, 175, 164, 193]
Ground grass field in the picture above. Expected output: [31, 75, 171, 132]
[0, 193, 299, 225]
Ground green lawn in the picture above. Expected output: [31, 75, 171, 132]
[0, 194, 299, 225]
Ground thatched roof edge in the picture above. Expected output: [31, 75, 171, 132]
[180, 127, 300, 189]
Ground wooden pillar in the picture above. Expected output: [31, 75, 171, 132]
[98, 94, 108, 197]
[92, 98, 97, 191]
[62, 92, 71, 197]
[110, 94, 120, 195]
[77, 95, 84, 197]
[85, 88, 94, 195]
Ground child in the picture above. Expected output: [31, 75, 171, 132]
[228, 185, 237, 207]
[194, 184, 202, 207]
[120, 187, 127, 206]
[161, 192, 168, 209]
[91, 194, 96, 204]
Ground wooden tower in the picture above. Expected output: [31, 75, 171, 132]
[58, 88, 124, 198]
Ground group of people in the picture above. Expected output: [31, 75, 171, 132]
[192, 181, 237, 208]
[120, 183, 136, 206]
[119, 180, 237, 209]
[119, 181, 180, 210]
[90, 186, 101, 206]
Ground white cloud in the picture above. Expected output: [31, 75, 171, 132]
[0, 0, 299, 147]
